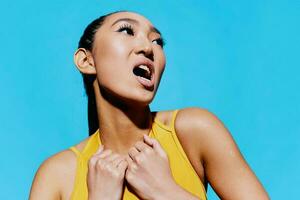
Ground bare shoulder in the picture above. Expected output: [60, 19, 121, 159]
[29, 136, 91, 200]
[174, 106, 242, 169]
[154, 108, 221, 186]
[154, 107, 221, 149]
[175, 107, 223, 132]
[155, 107, 221, 139]
[173, 107, 224, 154]
[174, 107, 269, 199]
[29, 149, 75, 199]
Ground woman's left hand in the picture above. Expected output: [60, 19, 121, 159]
[125, 134, 177, 200]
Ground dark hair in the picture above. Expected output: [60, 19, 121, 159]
[78, 11, 124, 135]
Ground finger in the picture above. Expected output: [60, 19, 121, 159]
[126, 155, 137, 170]
[143, 134, 154, 147]
[94, 149, 112, 159]
[117, 159, 128, 171]
[126, 155, 134, 164]
[89, 147, 105, 167]
[128, 147, 139, 161]
[88, 156, 98, 171]
[143, 134, 166, 157]
[111, 155, 125, 166]
[94, 145, 104, 155]
[134, 141, 152, 153]
[105, 153, 120, 163]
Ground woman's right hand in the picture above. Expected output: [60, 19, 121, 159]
[87, 145, 128, 200]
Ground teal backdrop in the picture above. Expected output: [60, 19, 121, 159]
[0, 0, 299, 199]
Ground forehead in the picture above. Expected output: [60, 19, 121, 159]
[104, 11, 155, 30]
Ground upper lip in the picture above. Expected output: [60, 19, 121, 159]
[133, 58, 155, 78]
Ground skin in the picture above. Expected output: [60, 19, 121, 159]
[29, 12, 270, 200]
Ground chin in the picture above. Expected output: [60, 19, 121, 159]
[122, 89, 156, 107]
[99, 82, 157, 107]
[127, 93, 155, 107]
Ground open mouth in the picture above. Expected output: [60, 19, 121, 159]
[133, 65, 152, 81]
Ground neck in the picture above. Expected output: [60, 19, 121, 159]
[94, 84, 153, 155]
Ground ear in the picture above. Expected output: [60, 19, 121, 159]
[74, 48, 96, 74]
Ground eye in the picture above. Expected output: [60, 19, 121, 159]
[117, 24, 135, 36]
[152, 38, 165, 48]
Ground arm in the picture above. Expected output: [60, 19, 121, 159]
[176, 107, 269, 200]
[155, 183, 201, 200]
[29, 150, 74, 200]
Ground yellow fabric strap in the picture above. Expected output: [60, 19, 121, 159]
[170, 109, 179, 132]
[69, 146, 82, 158]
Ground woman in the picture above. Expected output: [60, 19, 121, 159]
[29, 11, 269, 200]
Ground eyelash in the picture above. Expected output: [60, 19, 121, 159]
[153, 38, 165, 47]
[117, 24, 165, 48]
[117, 24, 135, 35]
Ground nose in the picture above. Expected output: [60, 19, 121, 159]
[134, 36, 154, 61]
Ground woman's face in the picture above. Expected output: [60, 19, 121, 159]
[91, 12, 166, 106]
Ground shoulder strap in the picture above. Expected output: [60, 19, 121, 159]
[170, 109, 179, 133]
[69, 146, 82, 158]
[169, 109, 199, 174]
[82, 130, 101, 159]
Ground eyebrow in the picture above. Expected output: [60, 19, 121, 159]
[111, 18, 162, 35]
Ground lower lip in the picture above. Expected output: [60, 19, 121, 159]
[135, 75, 155, 89]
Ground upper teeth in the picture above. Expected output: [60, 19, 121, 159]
[138, 65, 150, 74]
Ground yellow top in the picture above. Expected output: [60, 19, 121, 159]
[69, 110, 207, 200]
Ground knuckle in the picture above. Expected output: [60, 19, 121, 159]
[152, 139, 159, 145]
[88, 157, 97, 166]
[135, 141, 143, 147]
[96, 159, 106, 170]
[128, 162, 137, 170]
[135, 154, 145, 164]
[104, 164, 112, 172]
[95, 159, 101, 167]
[106, 166, 114, 173]
[129, 147, 135, 153]
[144, 148, 152, 155]
[105, 149, 112, 154]
[125, 171, 133, 180]
[113, 170, 122, 178]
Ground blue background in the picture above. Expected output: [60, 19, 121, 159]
[0, 0, 299, 199]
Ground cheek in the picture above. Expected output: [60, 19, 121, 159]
[94, 37, 130, 71]
[155, 50, 166, 75]
[92, 37, 133, 90]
